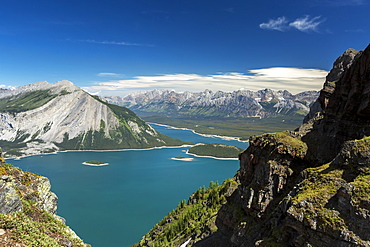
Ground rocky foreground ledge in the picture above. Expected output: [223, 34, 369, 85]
[0, 162, 89, 246]
[202, 44, 370, 246]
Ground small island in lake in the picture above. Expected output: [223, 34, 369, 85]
[82, 160, 109, 166]
[171, 156, 194, 161]
[188, 143, 244, 158]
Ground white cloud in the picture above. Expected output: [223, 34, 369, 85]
[97, 73, 125, 78]
[82, 67, 328, 96]
[289, 16, 324, 32]
[0, 84, 16, 90]
[259, 17, 288, 31]
[260, 15, 325, 32]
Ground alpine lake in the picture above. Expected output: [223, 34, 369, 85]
[8, 124, 249, 247]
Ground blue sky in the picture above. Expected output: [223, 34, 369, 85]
[0, 0, 369, 95]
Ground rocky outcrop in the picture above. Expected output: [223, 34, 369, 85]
[0, 162, 88, 246]
[304, 48, 362, 123]
[190, 44, 370, 246]
[0, 81, 186, 157]
[105, 89, 319, 118]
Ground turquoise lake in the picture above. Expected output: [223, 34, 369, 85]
[8, 124, 249, 246]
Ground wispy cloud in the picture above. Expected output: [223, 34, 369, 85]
[97, 73, 125, 78]
[259, 17, 288, 31]
[260, 15, 325, 32]
[289, 16, 324, 32]
[82, 67, 328, 96]
[78, 39, 154, 47]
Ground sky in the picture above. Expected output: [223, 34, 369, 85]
[0, 0, 369, 96]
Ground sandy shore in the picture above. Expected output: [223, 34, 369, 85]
[171, 157, 194, 161]
[82, 162, 109, 166]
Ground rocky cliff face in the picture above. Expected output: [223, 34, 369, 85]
[0, 81, 185, 157]
[0, 162, 88, 246]
[193, 44, 370, 246]
[104, 88, 319, 118]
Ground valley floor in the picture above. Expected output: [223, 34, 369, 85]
[143, 115, 304, 141]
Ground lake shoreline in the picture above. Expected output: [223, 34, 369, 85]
[148, 122, 249, 143]
[185, 150, 239, 161]
[171, 157, 194, 161]
[82, 162, 109, 166]
[6, 144, 194, 160]
[6, 122, 247, 160]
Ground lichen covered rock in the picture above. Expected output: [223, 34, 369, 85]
[0, 163, 89, 247]
[193, 44, 370, 246]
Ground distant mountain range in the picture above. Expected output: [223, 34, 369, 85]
[0, 81, 185, 157]
[104, 89, 319, 118]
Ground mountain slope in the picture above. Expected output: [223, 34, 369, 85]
[134, 44, 370, 247]
[202, 45, 370, 246]
[104, 89, 319, 118]
[0, 81, 186, 157]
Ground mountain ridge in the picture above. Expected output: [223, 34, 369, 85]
[0, 80, 186, 157]
[104, 88, 319, 119]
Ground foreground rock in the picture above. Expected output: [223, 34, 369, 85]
[0, 162, 89, 246]
[199, 44, 370, 246]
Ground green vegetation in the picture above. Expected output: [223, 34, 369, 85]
[143, 115, 304, 141]
[262, 131, 308, 158]
[0, 207, 87, 247]
[351, 167, 370, 206]
[0, 140, 27, 151]
[188, 143, 244, 158]
[55, 96, 189, 150]
[133, 178, 239, 247]
[0, 90, 58, 114]
[289, 162, 347, 231]
[84, 160, 107, 165]
[0, 163, 88, 246]
[57, 122, 188, 150]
